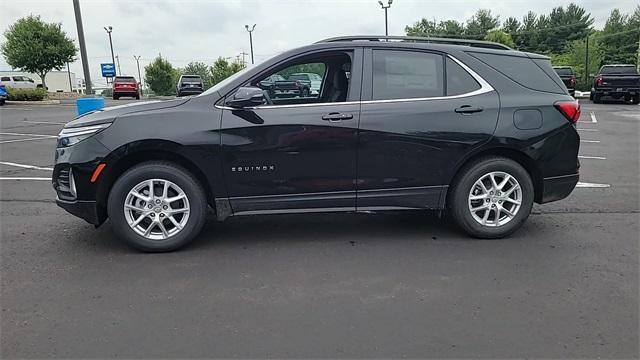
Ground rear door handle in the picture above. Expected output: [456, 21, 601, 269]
[322, 112, 353, 122]
[455, 105, 483, 114]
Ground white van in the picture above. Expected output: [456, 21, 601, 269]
[0, 75, 38, 89]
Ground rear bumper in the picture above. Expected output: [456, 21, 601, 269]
[56, 198, 101, 225]
[178, 88, 203, 96]
[594, 88, 639, 97]
[539, 173, 579, 204]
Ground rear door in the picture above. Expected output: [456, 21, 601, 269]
[356, 48, 500, 210]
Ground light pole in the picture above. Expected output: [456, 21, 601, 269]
[134, 55, 143, 91]
[73, 0, 92, 94]
[103, 26, 116, 80]
[245, 24, 256, 64]
[378, 0, 393, 36]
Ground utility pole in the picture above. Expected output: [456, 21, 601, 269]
[103, 26, 115, 81]
[245, 24, 256, 64]
[134, 55, 143, 91]
[115, 55, 121, 75]
[240, 51, 249, 67]
[584, 34, 589, 84]
[378, 0, 393, 36]
[66, 61, 73, 92]
[73, 0, 92, 95]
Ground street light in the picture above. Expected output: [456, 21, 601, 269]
[245, 24, 256, 65]
[378, 0, 393, 36]
[103, 26, 116, 76]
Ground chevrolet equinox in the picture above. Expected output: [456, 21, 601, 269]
[54, 36, 581, 251]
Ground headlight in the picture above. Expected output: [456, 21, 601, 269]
[57, 123, 111, 147]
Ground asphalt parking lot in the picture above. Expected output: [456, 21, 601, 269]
[1, 99, 638, 358]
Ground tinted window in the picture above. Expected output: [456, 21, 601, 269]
[1, 77, 9, 81]
[181, 76, 201, 83]
[470, 52, 564, 94]
[289, 74, 309, 81]
[554, 68, 573, 76]
[600, 66, 637, 75]
[114, 77, 136, 83]
[12, 76, 25, 81]
[446, 57, 480, 96]
[373, 50, 444, 100]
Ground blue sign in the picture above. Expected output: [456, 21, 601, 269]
[101, 63, 116, 77]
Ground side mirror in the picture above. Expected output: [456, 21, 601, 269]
[226, 86, 265, 108]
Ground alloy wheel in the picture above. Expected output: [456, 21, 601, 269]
[468, 171, 522, 227]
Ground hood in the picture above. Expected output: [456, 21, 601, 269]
[65, 98, 190, 128]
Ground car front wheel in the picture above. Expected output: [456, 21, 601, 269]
[107, 162, 208, 252]
[448, 157, 534, 238]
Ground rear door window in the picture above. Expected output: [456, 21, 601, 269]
[372, 50, 444, 100]
[446, 57, 480, 96]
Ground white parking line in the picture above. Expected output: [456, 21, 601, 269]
[22, 120, 66, 125]
[576, 182, 610, 188]
[578, 155, 606, 160]
[0, 137, 57, 144]
[0, 177, 51, 181]
[0, 132, 57, 138]
[580, 139, 600, 143]
[0, 161, 53, 171]
[589, 111, 597, 123]
[577, 128, 598, 132]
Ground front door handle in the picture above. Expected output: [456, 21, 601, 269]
[455, 105, 483, 114]
[322, 112, 353, 122]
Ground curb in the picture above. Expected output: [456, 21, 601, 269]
[5, 100, 61, 105]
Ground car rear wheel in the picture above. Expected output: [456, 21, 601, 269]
[632, 94, 639, 105]
[107, 162, 208, 252]
[113, 94, 119, 100]
[448, 157, 534, 239]
[593, 93, 601, 103]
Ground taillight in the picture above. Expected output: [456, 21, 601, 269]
[554, 100, 581, 124]
[595, 75, 603, 87]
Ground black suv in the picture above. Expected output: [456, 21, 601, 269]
[54, 36, 580, 252]
[176, 74, 204, 96]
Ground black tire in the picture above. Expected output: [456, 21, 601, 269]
[107, 161, 208, 252]
[632, 94, 640, 105]
[113, 94, 119, 100]
[448, 156, 534, 239]
[589, 92, 594, 101]
[593, 93, 601, 104]
[301, 88, 310, 97]
[0, 99, 5, 106]
[135, 94, 140, 100]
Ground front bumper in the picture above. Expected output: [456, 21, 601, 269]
[539, 173, 579, 203]
[56, 198, 101, 225]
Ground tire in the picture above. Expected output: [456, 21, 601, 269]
[113, 94, 119, 100]
[107, 161, 208, 252]
[448, 156, 534, 239]
[632, 94, 640, 105]
[593, 93, 601, 104]
[301, 88, 310, 97]
[0, 99, 5, 106]
[135, 94, 140, 100]
[589, 92, 594, 101]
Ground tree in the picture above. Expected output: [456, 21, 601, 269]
[179, 61, 213, 89]
[485, 30, 515, 48]
[210, 57, 245, 86]
[464, 9, 500, 38]
[1, 15, 76, 89]
[601, 8, 639, 65]
[144, 55, 178, 95]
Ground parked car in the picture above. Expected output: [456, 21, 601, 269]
[176, 75, 204, 97]
[272, 75, 312, 98]
[553, 66, 576, 97]
[53, 35, 580, 252]
[590, 64, 640, 104]
[112, 76, 140, 100]
[258, 74, 286, 96]
[0, 84, 7, 105]
[0, 75, 37, 89]
[288, 72, 323, 94]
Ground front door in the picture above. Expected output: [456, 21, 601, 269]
[220, 48, 363, 214]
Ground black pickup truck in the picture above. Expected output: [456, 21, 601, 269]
[590, 64, 640, 104]
[553, 66, 576, 97]
[259, 74, 312, 98]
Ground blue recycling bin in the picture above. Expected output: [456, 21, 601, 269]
[76, 97, 105, 116]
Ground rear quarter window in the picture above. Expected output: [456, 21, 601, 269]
[469, 52, 564, 94]
[446, 57, 480, 96]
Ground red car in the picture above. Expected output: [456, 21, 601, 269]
[112, 76, 140, 100]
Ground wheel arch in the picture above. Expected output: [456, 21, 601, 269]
[96, 140, 215, 212]
[447, 146, 543, 205]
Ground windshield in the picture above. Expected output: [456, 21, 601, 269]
[198, 66, 254, 97]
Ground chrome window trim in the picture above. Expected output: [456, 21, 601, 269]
[215, 54, 493, 111]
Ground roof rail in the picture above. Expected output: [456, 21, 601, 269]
[316, 35, 512, 50]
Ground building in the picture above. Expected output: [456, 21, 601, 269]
[0, 70, 77, 92]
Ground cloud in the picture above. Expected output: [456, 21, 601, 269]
[1, 0, 636, 88]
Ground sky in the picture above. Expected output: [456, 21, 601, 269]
[1, 0, 637, 88]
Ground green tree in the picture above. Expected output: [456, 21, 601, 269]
[485, 30, 515, 48]
[1, 15, 76, 89]
[601, 8, 640, 65]
[405, 18, 438, 37]
[179, 61, 213, 89]
[550, 34, 605, 90]
[464, 9, 500, 38]
[144, 55, 178, 95]
[210, 57, 245, 86]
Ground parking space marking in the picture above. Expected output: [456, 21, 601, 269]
[0, 161, 53, 171]
[0, 137, 57, 144]
[576, 182, 611, 188]
[22, 120, 66, 125]
[578, 155, 606, 160]
[580, 139, 600, 143]
[0, 132, 57, 138]
[589, 111, 597, 123]
[0, 177, 51, 181]
[577, 128, 598, 132]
